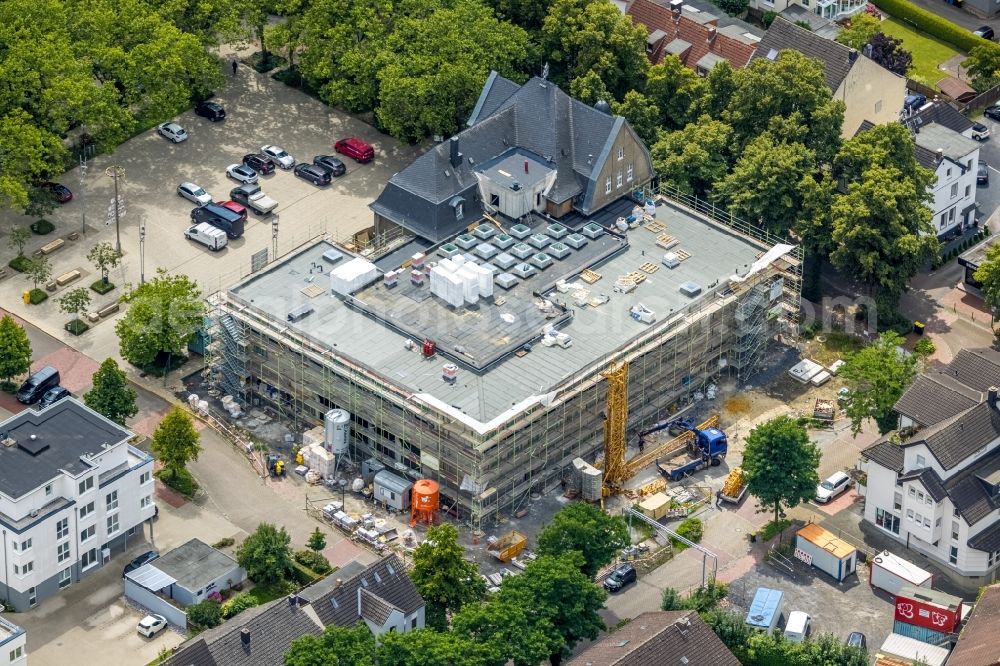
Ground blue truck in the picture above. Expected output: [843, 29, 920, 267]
[653, 419, 728, 482]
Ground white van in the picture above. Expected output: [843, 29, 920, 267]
[184, 222, 228, 251]
[783, 611, 811, 643]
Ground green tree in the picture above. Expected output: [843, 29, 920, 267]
[24, 255, 51, 290]
[237, 522, 295, 585]
[84, 358, 138, 426]
[536, 502, 629, 578]
[841, 331, 920, 434]
[651, 117, 733, 196]
[58, 287, 92, 329]
[497, 553, 606, 664]
[568, 69, 613, 105]
[453, 599, 551, 666]
[964, 43, 1000, 91]
[6, 225, 30, 257]
[703, 59, 736, 118]
[612, 90, 661, 147]
[715, 0, 749, 16]
[646, 56, 708, 129]
[0, 314, 31, 388]
[411, 523, 486, 630]
[487, 0, 556, 31]
[741, 416, 820, 525]
[87, 242, 122, 285]
[151, 406, 202, 481]
[115, 268, 207, 373]
[834, 122, 933, 189]
[187, 599, 222, 628]
[973, 242, 1000, 323]
[284, 622, 376, 666]
[24, 184, 58, 220]
[306, 527, 326, 552]
[835, 13, 879, 49]
[376, 628, 499, 666]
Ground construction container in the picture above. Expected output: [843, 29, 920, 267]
[373, 470, 413, 511]
[745, 587, 784, 631]
[488, 530, 527, 562]
[637, 492, 671, 520]
[410, 479, 440, 527]
[894, 585, 963, 635]
[794, 523, 857, 582]
[869, 550, 933, 596]
[877, 633, 948, 666]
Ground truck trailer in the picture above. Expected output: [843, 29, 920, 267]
[655, 419, 728, 482]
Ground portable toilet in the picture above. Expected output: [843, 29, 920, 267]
[373, 470, 413, 511]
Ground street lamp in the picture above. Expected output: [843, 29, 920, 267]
[104, 165, 126, 253]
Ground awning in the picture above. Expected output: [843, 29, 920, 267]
[125, 563, 176, 591]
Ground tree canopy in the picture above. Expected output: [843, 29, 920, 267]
[964, 43, 1000, 91]
[84, 357, 138, 425]
[973, 242, 1000, 323]
[151, 406, 201, 477]
[536, 502, 629, 578]
[410, 523, 486, 630]
[741, 416, 820, 524]
[840, 331, 920, 434]
[284, 622, 376, 666]
[651, 117, 733, 197]
[237, 522, 295, 586]
[0, 315, 31, 387]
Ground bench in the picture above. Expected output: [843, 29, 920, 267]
[97, 302, 120, 318]
[45, 281, 58, 292]
[40, 238, 65, 255]
[86, 311, 100, 323]
[56, 270, 81, 286]
[66, 232, 80, 241]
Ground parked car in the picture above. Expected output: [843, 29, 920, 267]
[784, 611, 812, 643]
[294, 163, 332, 186]
[846, 632, 867, 650]
[242, 153, 275, 175]
[192, 202, 246, 239]
[185, 223, 228, 251]
[220, 200, 248, 221]
[226, 164, 258, 185]
[38, 386, 71, 409]
[986, 103, 1000, 122]
[177, 182, 212, 206]
[157, 122, 188, 143]
[137, 614, 168, 638]
[974, 25, 995, 40]
[261, 144, 295, 169]
[229, 183, 278, 215]
[195, 100, 226, 121]
[17, 366, 60, 405]
[334, 137, 374, 163]
[979, 160, 990, 185]
[972, 122, 991, 141]
[313, 155, 346, 176]
[123, 550, 159, 577]
[815, 471, 852, 503]
[41, 181, 73, 203]
[603, 563, 637, 592]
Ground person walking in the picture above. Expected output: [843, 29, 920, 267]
[231, 60, 238, 76]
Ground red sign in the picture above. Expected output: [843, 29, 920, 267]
[894, 595, 960, 633]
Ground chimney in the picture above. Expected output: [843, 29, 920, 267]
[335, 578, 343, 588]
[240, 628, 251, 647]
[449, 136, 462, 168]
[848, 49, 858, 63]
[937, 148, 944, 161]
[670, 0, 683, 11]
[988, 386, 999, 409]
[288, 594, 298, 608]
[524, 160, 529, 174]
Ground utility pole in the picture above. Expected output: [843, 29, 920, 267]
[78, 153, 89, 236]
[104, 165, 126, 253]
[271, 214, 279, 260]
[139, 217, 146, 285]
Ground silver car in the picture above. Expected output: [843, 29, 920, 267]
[157, 122, 188, 143]
[261, 144, 295, 169]
[176, 182, 212, 206]
[226, 164, 258, 185]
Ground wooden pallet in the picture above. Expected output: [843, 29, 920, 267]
[674, 249, 691, 261]
[656, 234, 679, 250]
[626, 271, 647, 284]
[645, 220, 666, 233]
[639, 262, 659, 274]
[300, 284, 325, 298]
[580, 269, 602, 284]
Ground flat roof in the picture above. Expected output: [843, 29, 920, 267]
[797, 523, 856, 559]
[478, 149, 553, 191]
[153, 538, 240, 592]
[0, 398, 131, 499]
[229, 200, 769, 426]
[959, 234, 998, 269]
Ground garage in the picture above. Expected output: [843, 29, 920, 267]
[794, 524, 858, 582]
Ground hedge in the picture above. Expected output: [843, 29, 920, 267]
[871, 0, 1000, 56]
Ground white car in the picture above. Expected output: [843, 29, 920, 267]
[226, 164, 259, 185]
[137, 614, 167, 638]
[261, 145, 295, 169]
[815, 471, 852, 503]
[176, 182, 212, 206]
[157, 123, 188, 143]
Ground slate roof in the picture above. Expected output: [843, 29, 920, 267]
[894, 348, 1000, 425]
[906, 102, 975, 136]
[750, 17, 856, 91]
[303, 555, 423, 628]
[152, 538, 242, 593]
[914, 144, 941, 170]
[944, 447, 1000, 525]
[947, 583, 1000, 666]
[163, 598, 323, 666]
[902, 401, 1000, 471]
[566, 610, 740, 666]
[359, 587, 400, 626]
[968, 520, 1000, 551]
[862, 437, 904, 473]
[899, 467, 948, 502]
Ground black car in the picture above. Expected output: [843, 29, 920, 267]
[979, 160, 990, 185]
[41, 181, 73, 203]
[313, 155, 346, 177]
[294, 163, 332, 186]
[38, 386, 70, 409]
[974, 25, 995, 40]
[195, 100, 226, 121]
[986, 104, 1000, 122]
[123, 550, 159, 577]
[846, 632, 867, 650]
[242, 153, 275, 175]
[603, 564, 637, 592]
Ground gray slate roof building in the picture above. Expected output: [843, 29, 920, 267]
[894, 348, 1000, 427]
[301, 554, 423, 629]
[907, 102, 975, 136]
[913, 122, 980, 165]
[862, 437, 904, 473]
[152, 538, 242, 594]
[750, 17, 855, 91]
[778, 5, 840, 39]
[902, 401, 1000, 471]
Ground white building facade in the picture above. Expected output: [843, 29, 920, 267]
[0, 399, 155, 611]
[914, 122, 980, 238]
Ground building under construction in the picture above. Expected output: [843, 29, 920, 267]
[207, 192, 800, 529]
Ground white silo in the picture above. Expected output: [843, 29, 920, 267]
[324, 409, 351, 454]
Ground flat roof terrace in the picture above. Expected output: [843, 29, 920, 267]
[229, 200, 766, 427]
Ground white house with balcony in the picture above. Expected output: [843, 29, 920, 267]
[0, 399, 155, 611]
[749, 0, 866, 21]
[0, 616, 25, 666]
[860, 349, 1000, 591]
[912, 122, 980, 238]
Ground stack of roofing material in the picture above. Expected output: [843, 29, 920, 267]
[329, 257, 380, 296]
[457, 265, 480, 304]
[472, 263, 494, 298]
[430, 264, 464, 307]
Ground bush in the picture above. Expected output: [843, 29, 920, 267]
[221, 592, 259, 620]
[28, 289, 48, 305]
[187, 600, 222, 629]
[212, 537, 236, 549]
[661, 587, 685, 611]
[759, 518, 792, 541]
[871, 0, 1000, 54]
[914, 337, 935, 356]
[684, 580, 729, 613]
[65, 319, 89, 335]
[673, 517, 704, 549]
[29, 219, 54, 235]
[8, 256, 31, 272]
[90, 279, 115, 294]
[156, 467, 197, 497]
[248, 52, 287, 73]
[291, 559, 323, 585]
[762, 10, 777, 27]
[294, 549, 332, 575]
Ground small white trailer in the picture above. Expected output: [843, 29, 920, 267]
[869, 550, 933, 596]
[794, 524, 858, 582]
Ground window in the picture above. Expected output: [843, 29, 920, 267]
[78, 477, 93, 494]
[81, 548, 98, 569]
[56, 518, 69, 540]
[107, 514, 119, 535]
[616, 170, 623, 188]
[947, 167, 952, 178]
[13, 562, 32, 576]
[950, 207, 956, 222]
[57, 542, 70, 563]
[140, 496, 152, 510]
[140, 471, 151, 485]
[80, 525, 95, 543]
[955, 507, 961, 517]
[966, 185, 972, 197]
[940, 213, 948, 230]
[923, 517, 931, 528]
[951, 183, 958, 198]
[9, 647, 21, 660]
[412, 616, 418, 629]
[617, 146, 624, 160]
[627, 163, 633, 182]
[949, 546, 959, 565]
[535, 192, 541, 207]
[58, 567, 71, 589]
[906, 509, 915, 521]
[28, 587, 36, 607]
[79, 502, 94, 519]
[874, 100, 882, 113]
[45, 484, 52, 497]
[876, 508, 900, 534]
[917, 491, 924, 502]
[454, 201, 463, 220]
[17, 538, 31, 552]
[915, 511, 922, 523]
[893, 492, 903, 511]
[990, 550, 1000, 567]
[935, 517, 941, 527]
[916, 454, 926, 467]
[908, 487, 916, 497]
[605, 177, 612, 195]
[952, 521, 960, 540]
[925, 495, 932, 506]
[106, 490, 118, 512]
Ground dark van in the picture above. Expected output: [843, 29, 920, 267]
[191, 202, 245, 239]
[17, 366, 61, 404]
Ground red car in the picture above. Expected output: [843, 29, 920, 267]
[42, 182, 73, 203]
[334, 137, 374, 163]
[220, 200, 248, 222]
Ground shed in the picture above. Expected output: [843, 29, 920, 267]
[794, 523, 857, 582]
[869, 550, 933, 596]
[745, 587, 784, 631]
[877, 633, 949, 666]
[374, 470, 413, 511]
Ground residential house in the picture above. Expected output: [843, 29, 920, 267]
[565, 610, 741, 666]
[747, 0, 867, 21]
[946, 582, 1000, 666]
[750, 17, 906, 136]
[905, 101, 977, 141]
[778, 5, 840, 39]
[626, 0, 761, 73]
[0, 617, 25, 666]
[370, 72, 654, 244]
[958, 234, 999, 290]
[912, 122, 980, 237]
[860, 349, 1000, 590]
[0, 399, 155, 611]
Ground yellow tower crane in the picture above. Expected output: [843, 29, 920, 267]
[601, 361, 630, 493]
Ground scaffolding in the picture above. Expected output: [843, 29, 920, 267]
[205, 294, 250, 405]
[601, 361, 631, 491]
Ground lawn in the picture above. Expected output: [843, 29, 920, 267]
[878, 17, 962, 86]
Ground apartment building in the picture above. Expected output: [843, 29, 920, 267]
[0, 399, 155, 611]
[912, 122, 980, 238]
